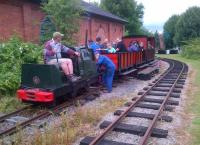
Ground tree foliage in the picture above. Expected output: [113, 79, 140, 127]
[100, 0, 144, 35]
[42, 0, 82, 44]
[174, 6, 200, 45]
[154, 31, 160, 49]
[163, 15, 179, 48]
[40, 16, 56, 44]
[181, 37, 200, 59]
[0, 37, 42, 96]
[139, 26, 153, 36]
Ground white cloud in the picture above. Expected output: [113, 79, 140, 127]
[136, 0, 200, 25]
[83, 0, 200, 32]
[84, 0, 100, 3]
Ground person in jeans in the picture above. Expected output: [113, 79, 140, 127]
[95, 53, 115, 93]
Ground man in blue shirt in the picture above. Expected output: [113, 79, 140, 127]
[88, 37, 102, 53]
[95, 53, 115, 93]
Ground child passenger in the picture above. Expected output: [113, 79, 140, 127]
[107, 43, 116, 53]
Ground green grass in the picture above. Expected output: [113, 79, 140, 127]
[157, 54, 200, 144]
[0, 96, 25, 113]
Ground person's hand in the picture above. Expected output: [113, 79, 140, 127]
[116, 48, 119, 51]
[74, 51, 80, 57]
[51, 49, 56, 54]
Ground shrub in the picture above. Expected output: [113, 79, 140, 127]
[0, 37, 42, 96]
[181, 38, 200, 59]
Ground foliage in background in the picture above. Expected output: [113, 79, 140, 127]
[89, 1, 100, 7]
[181, 37, 200, 59]
[163, 15, 180, 49]
[139, 26, 153, 36]
[154, 31, 160, 49]
[40, 16, 56, 44]
[0, 37, 42, 97]
[42, 0, 82, 45]
[100, 0, 144, 35]
[157, 54, 200, 144]
[0, 97, 24, 113]
[174, 6, 200, 45]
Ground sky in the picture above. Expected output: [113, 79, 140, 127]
[84, 0, 200, 33]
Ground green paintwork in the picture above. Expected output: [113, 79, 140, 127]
[21, 64, 63, 89]
[78, 48, 97, 78]
[21, 47, 98, 90]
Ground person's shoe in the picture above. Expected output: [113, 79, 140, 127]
[107, 90, 112, 93]
[68, 75, 81, 82]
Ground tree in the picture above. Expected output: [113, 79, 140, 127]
[163, 15, 179, 49]
[90, 1, 100, 7]
[154, 31, 160, 49]
[100, 0, 144, 35]
[40, 16, 56, 44]
[174, 6, 200, 45]
[42, 0, 82, 44]
[140, 26, 153, 36]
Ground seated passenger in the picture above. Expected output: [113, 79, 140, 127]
[101, 38, 109, 49]
[128, 41, 139, 52]
[88, 37, 102, 53]
[116, 38, 127, 52]
[147, 41, 153, 49]
[139, 41, 144, 49]
[44, 32, 80, 81]
[107, 43, 116, 53]
[112, 41, 117, 49]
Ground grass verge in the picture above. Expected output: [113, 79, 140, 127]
[0, 96, 25, 113]
[158, 54, 200, 145]
[6, 96, 128, 145]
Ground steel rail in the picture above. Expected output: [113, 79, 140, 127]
[89, 59, 175, 145]
[0, 105, 34, 123]
[0, 102, 71, 137]
[0, 89, 98, 137]
[138, 62, 185, 145]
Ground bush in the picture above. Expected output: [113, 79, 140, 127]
[181, 38, 200, 59]
[0, 37, 42, 96]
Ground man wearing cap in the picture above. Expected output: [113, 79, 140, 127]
[95, 52, 115, 93]
[44, 32, 80, 81]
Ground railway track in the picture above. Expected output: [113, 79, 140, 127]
[0, 90, 100, 138]
[80, 59, 188, 145]
[0, 102, 72, 138]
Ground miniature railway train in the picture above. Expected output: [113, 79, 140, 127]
[17, 35, 155, 105]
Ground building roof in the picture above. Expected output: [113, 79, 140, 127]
[80, 1, 127, 23]
[34, 0, 127, 23]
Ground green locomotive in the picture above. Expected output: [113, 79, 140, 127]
[17, 47, 98, 104]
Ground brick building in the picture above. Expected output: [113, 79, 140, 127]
[0, 0, 127, 45]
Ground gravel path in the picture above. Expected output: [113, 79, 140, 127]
[73, 60, 170, 145]
[1, 60, 172, 145]
[147, 64, 191, 145]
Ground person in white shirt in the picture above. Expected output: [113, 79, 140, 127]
[44, 32, 80, 81]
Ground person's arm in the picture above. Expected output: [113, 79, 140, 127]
[44, 42, 55, 56]
[116, 43, 120, 51]
[61, 45, 80, 56]
[96, 55, 104, 65]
